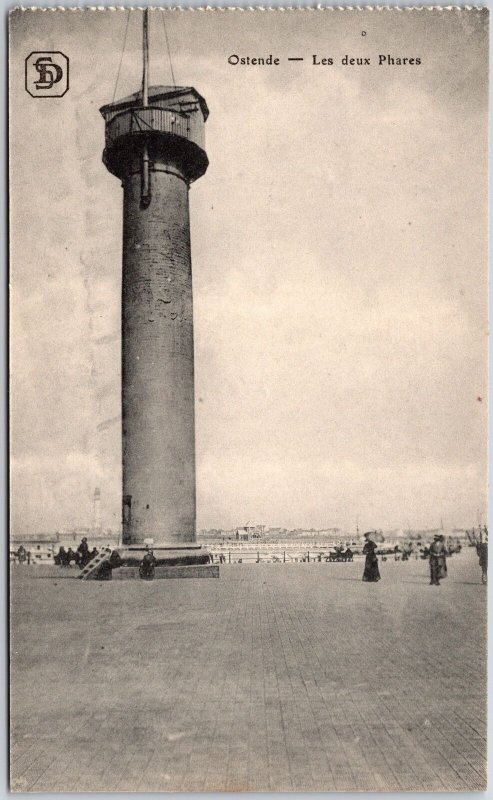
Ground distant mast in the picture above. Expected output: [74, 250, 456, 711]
[93, 487, 102, 534]
[142, 7, 149, 106]
[141, 8, 150, 206]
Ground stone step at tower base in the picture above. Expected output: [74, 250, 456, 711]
[113, 564, 219, 581]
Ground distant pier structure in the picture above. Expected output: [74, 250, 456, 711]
[100, 11, 209, 545]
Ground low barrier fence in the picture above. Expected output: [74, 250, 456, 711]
[209, 549, 364, 564]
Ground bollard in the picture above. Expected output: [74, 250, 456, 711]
[228, 551, 231, 564]
[283, 551, 286, 563]
[308, 552, 310, 563]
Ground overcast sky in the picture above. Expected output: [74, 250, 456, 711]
[10, 8, 488, 534]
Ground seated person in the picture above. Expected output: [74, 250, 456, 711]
[139, 549, 157, 580]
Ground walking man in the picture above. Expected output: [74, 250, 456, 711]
[429, 534, 444, 585]
[437, 534, 448, 580]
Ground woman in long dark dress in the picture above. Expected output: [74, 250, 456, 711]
[362, 532, 381, 582]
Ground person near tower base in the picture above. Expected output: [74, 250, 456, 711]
[96, 560, 113, 581]
[139, 549, 157, 581]
[77, 537, 90, 568]
[55, 546, 68, 566]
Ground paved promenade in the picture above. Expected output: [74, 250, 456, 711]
[10, 549, 486, 792]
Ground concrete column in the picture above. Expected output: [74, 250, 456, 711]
[121, 160, 195, 544]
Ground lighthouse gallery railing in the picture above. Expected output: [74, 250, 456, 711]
[104, 106, 205, 151]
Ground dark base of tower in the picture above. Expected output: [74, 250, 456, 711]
[91, 543, 217, 581]
[113, 564, 219, 581]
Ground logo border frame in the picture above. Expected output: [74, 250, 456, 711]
[25, 51, 70, 98]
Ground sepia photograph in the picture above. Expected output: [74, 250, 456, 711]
[9, 6, 488, 792]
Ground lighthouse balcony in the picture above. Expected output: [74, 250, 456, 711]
[105, 106, 205, 150]
[103, 105, 208, 183]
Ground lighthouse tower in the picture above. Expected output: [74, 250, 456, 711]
[100, 12, 208, 546]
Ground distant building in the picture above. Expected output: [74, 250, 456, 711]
[404, 528, 441, 541]
[10, 533, 58, 563]
[235, 522, 265, 541]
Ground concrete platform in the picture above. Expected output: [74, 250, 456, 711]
[110, 544, 211, 569]
[113, 564, 219, 580]
[10, 550, 487, 792]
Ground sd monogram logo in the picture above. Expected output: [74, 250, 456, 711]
[25, 52, 69, 97]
